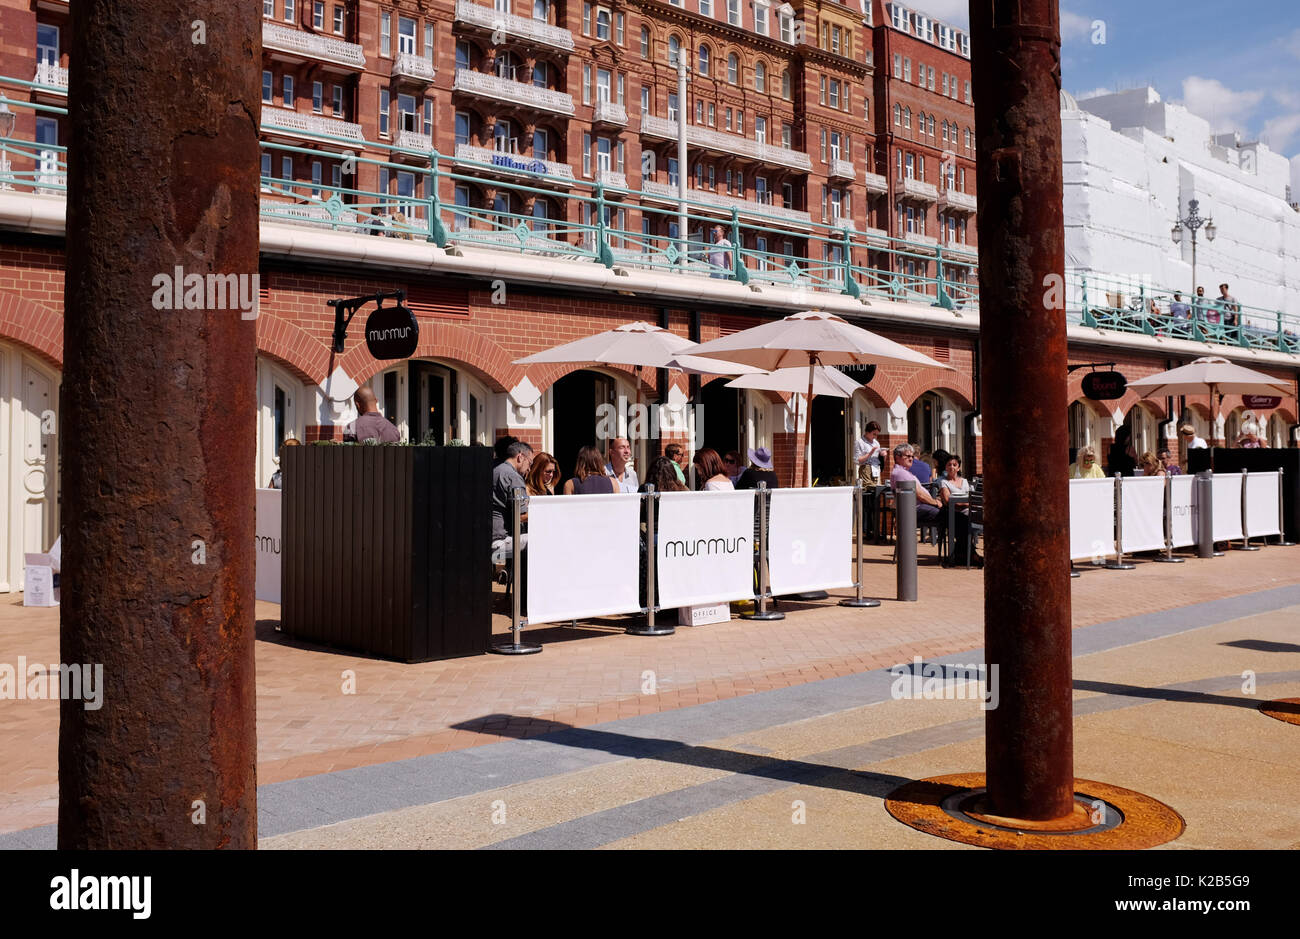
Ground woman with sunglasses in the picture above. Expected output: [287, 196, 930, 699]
[525, 451, 559, 496]
[1069, 446, 1105, 479]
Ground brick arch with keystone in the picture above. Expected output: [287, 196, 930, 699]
[0, 292, 63, 369]
[345, 320, 519, 394]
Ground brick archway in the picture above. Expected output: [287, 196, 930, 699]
[0, 293, 62, 369]
[529, 361, 657, 399]
[899, 378, 975, 412]
[345, 321, 520, 393]
[255, 314, 331, 384]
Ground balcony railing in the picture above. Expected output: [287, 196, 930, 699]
[903, 230, 939, 247]
[863, 227, 891, 247]
[592, 100, 628, 126]
[596, 168, 628, 189]
[454, 0, 576, 51]
[392, 52, 436, 83]
[942, 189, 978, 212]
[641, 180, 812, 225]
[900, 177, 939, 202]
[862, 171, 888, 193]
[943, 239, 977, 258]
[34, 62, 67, 93]
[640, 115, 812, 172]
[829, 158, 855, 180]
[395, 129, 433, 153]
[452, 68, 574, 116]
[261, 109, 366, 144]
[455, 142, 575, 181]
[262, 21, 366, 70]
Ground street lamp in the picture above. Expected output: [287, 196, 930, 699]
[675, 55, 689, 270]
[0, 101, 15, 191]
[1171, 197, 1215, 298]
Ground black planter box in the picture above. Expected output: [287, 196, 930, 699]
[281, 444, 493, 662]
[1188, 447, 1300, 542]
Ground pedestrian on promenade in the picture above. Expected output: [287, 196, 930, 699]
[1169, 292, 1190, 320]
[708, 225, 732, 279]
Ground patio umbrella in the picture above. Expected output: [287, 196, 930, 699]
[1127, 356, 1291, 450]
[692, 310, 950, 486]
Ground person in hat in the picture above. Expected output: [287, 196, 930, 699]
[735, 447, 780, 491]
[1179, 423, 1207, 450]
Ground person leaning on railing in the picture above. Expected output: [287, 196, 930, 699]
[1069, 446, 1105, 478]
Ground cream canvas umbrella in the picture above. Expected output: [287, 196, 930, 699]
[692, 310, 949, 486]
[1127, 355, 1291, 443]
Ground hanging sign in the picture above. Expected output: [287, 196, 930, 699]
[365, 302, 419, 359]
[1242, 395, 1281, 410]
[1082, 371, 1127, 401]
[835, 363, 877, 384]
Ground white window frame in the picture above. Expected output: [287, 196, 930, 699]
[312, 1, 324, 29]
[380, 11, 391, 57]
[727, 0, 741, 26]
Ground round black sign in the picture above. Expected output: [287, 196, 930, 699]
[364, 303, 419, 359]
[1082, 370, 1127, 401]
[835, 363, 877, 384]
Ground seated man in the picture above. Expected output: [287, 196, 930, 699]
[890, 443, 943, 524]
[492, 441, 533, 613]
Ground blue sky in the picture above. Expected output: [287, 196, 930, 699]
[910, 1, 1300, 167]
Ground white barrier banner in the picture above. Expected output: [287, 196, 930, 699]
[656, 490, 756, 608]
[767, 487, 854, 595]
[1211, 473, 1243, 542]
[256, 488, 282, 604]
[1119, 476, 1167, 554]
[1245, 472, 1282, 538]
[1069, 477, 1116, 561]
[526, 494, 642, 624]
[1169, 475, 1196, 548]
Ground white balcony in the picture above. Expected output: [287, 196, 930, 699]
[861, 171, 888, 193]
[900, 177, 939, 202]
[454, 0, 575, 52]
[392, 52, 436, 83]
[454, 143, 575, 183]
[261, 109, 366, 145]
[261, 197, 359, 229]
[831, 215, 854, 231]
[829, 158, 855, 180]
[395, 129, 434, 153]
[942, 189, 978, 213]
[596, 168, 628, 189]
[453, 68, 574, 116]
[942, 239, 978, 258]
[262, 21, 365, 71]
[641, 180, 812, 226]
[902, 231, 938, 248]
[592, 100, 628, 127]
[640, 115, 812, 172]
[863, 227, 892, 247]
[34, 61, 68, 94]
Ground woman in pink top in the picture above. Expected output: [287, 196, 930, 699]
[693, 448, 734, 491]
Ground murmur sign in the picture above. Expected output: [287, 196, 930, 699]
[365, 302, 419, 359]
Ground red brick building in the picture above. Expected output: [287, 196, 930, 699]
[0, 0, 1295, 593]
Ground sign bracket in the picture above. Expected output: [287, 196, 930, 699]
[328, 290, 407, 354]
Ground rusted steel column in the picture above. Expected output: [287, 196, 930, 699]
[59, 4, 261, 848]
[970, 1, 1074, 820]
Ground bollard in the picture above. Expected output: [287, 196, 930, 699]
[1105, 474, 1135, 570]
[628, 485, 675, 635]
[841, 482, 882, 608]
[1279, 468, 1296, 546]
[744, 483, 785, 620]
[896, 480, 918, 601]
[1238, 468, 1260, 551]
[493, 486, 542, 654]
[1195, 471, 1220, 558]
[1153, 472, 1184, 562]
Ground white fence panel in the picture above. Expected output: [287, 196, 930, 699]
[1245, 472, 1281, 538]
[1211, 473, 1243, 542]
[256, 488, 282, 603]
[526, 494, 642, 624]
[1119, 476, 1167, 554]
[768, 487, 854, 595]
[657, 490, 756, 608]
[1169, 475, 1197, 548]
[1069, 477, 1116, 561]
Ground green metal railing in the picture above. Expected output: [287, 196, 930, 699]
[3, 74, 1298, 356]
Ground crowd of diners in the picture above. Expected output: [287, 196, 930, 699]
[1068, 411, 1268, 480]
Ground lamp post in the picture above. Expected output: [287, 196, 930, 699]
[675, 54, 689, 271]
[1171, 198, 1216, 297]
[0, 101, 15, 191]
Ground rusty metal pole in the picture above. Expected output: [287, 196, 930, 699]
[59, 4, 261, 847]
[970, 0, 1074, 820]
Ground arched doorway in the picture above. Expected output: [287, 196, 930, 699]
[907, 390, 965, 460]
[699, 377, 743, 460]
[1267, 412, 1291, 448]
[810, 394, 849, 485]
[256, 356, 303, 489]
[367, 358, 492, 447]
[1122, 403, 1159, 458]
[1068, 399, 1104, 460]
[0, 341, 60, 592]
[548, 368, 618, 480]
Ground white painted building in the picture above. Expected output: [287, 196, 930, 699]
[1062, 87, 1300, 323]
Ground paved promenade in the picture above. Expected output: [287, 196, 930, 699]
[2, 543, 1298, 847]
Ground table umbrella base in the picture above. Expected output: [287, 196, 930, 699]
[491, 641, 542, 655]
[626, 624, 676, 636]
[1152, 556, 1185, 563]
[839, 597, 882, 608]
[741, 609, 786, 620]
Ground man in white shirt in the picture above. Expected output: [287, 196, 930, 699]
[707, 225, 732, 279]
[1179, 423, 1207, 449]
[605, 437, 639, 493]
[853, 420, 883, 485]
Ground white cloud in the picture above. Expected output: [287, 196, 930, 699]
[1060, 10, 1093, 42]
[1262, 112, 1300, 154]
[1075, 86, 1112, 101]
[1178, 76, 1266, 134]
[905, 1, 969, 29]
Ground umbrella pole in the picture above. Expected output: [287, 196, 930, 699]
[803, 354, 816, 488]
[790, 393, 801, 488]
